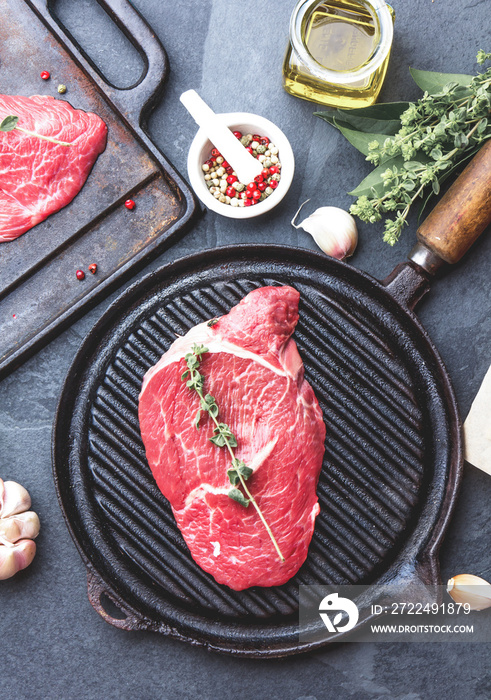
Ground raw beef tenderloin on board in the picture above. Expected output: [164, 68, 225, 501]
[138, 286, 326, 590]
[0, 94, 107, 242]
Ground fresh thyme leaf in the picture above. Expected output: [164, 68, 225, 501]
[191, 343, 208, 360]
[237, 464, 253, 480]
[201, 394, 219, 417]
[228, 460, 253, 485]
[209, 423, 237, 448]
[209, 433, 225, 447]
[228, 488, 250, 508]
[186, 370, 203, 391]
[185, 353, 200, 370]
[477, 50, 491, 65]
[0, 115, 19, 132]
[195, 409, 202, 429]
[227, 469, 240, 486]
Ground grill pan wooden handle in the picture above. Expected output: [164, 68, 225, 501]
[416, 139, 491, 264]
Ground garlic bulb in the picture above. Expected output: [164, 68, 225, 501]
[291, 200, 358, 260]
[0, 478, 40, 580]
[0, 540, 36, 580]
[0, 511, 40, 543]
[0, 479, 31, 518]
[447, 574, 491, 610]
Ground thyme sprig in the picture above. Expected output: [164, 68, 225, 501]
[181, 343, 285, 562]
[0, 115, 72, 147]
[316, 51, 491, 245]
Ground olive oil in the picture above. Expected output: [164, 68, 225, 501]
[283, 0, 394, 108]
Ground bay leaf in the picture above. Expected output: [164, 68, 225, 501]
[409, 67, 473, 94]
[315, 102, 409, 135]
[334, 123, 390, 156]
[348, 155, 406, 197]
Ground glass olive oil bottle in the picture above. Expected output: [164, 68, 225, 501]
[283, 0, 395, 108]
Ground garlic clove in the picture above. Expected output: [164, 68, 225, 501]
[0, 511, 41, 545]
[447, 574, 491, 610]
[0, 539, 36, 580]
[291, 201, 358, 260]
[0, 479, 32, 519]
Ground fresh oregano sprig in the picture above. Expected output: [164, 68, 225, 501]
[181, 343, 285, 562]
[0, 115, 71, 147]
[315, 51, 491, 245]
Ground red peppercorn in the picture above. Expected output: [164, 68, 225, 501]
[222, 161, 230, 169]
[254, 173, 264, 183]
[252, 190, 261, 201]
[233, 131, 242, 139]
[269, 179, 279, 189]
[244, 199, 252, 207]
[225, 166, 233, 174]
[246, 146, 253, 154]
[76, 269, 85, 280]
[226, 186, 236, 197]
[88, 263, 97, 274]
[261, 168, 270, 178]
[257, 182, 267, 192]
[124, 199, 136, 210]
[226, 175, 238, 185]
[253, 134, 261, 141]
[260, 137, 270, 146]
[246, 182, 256, 191]
[40, 71, 50, 80]
[269, 165, 280, 175]
[211, 148, 221, 158]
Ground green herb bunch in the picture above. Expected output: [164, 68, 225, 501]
[316, 52, 491, 245]
[181, 343, 285, 562]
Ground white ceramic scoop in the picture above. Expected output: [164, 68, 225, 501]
[180, 90, 263, 184]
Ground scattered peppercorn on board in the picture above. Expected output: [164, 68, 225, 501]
[0, 0, 197, 380]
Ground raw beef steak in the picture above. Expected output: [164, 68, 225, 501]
[0, 94, 107, 242]
[138, 286, 326, 590]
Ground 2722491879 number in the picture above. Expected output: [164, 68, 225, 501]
[371, 602, 472, 615]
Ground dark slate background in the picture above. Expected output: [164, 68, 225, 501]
[2, 0, 490, 698]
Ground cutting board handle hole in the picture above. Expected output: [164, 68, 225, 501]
[50, 0, 145, 89]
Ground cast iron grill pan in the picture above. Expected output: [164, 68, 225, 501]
[53, 142, 491, 657]
[53, 248, 453, 654]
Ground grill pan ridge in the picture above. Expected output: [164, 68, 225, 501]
[53, 245, 461, 656]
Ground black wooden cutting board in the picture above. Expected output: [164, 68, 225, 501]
[0, 0, 197, 379]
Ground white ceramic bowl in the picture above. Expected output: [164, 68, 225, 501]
[186, 112, 295, 219]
